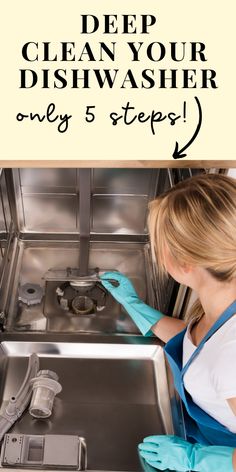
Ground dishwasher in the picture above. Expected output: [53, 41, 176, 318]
[0, 167, 228, 472]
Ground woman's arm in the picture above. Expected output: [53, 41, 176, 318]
[227, 397, 236, 416]
[227, 397, 236, 470]
[151, 315, 186, 343]
[139, 435, 236, 471]
[226, 398, 236, 470]
[233, 451, 236, 471]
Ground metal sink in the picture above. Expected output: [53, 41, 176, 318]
[0, 339, 183, 472]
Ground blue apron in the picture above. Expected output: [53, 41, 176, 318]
[164, 300, 236, 446]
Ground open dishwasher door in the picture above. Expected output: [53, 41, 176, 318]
[0, 167, 231, 471]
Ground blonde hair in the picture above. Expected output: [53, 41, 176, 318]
[148, 173, 236, 322]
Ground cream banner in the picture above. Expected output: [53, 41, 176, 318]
[0, 0, 235, 161]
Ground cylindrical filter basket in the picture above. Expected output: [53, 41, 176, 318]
[29, 370, 62, 419]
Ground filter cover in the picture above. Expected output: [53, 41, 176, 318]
[18, 284, 44, 306]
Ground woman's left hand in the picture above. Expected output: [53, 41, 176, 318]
[138, 435, 235, 471]
[138, 435, 193, 471]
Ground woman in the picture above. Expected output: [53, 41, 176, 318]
[100, 173, 236, 472]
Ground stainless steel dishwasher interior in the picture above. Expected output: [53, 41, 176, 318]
[0, 168, 201, 472]
[0, 341, 182, 472]
[6, 241, 155, 333]
[0, 168, 180, 334]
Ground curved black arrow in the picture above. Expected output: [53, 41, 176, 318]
[172, 97, 202, 159]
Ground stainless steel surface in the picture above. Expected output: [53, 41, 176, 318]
[23, 195, 78, 233]
[0, 171, 16, 314]
[20, 169, 77, 190]
[6, 241, 154, 334]
[0, 229, 15, 295]
[0, 235, 18, 321]
[0, 353, 39, 442]
[12, 169, 159, 236]
[79, 170, 91, 276]
[92, 169, 157, 196]
[18, 168, 157, 197]
[43, 269, 119, 287]
[0, 341, 178, 472]
[12, 170, 79, 234]
[0, 171, 12, 235]
[44, 269, 99, 284]
[91, 195, 149, 235]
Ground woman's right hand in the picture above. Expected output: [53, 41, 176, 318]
[100, 271, 164, 336]
[100, 271, 140, 305]
[100, 270, 185, 340]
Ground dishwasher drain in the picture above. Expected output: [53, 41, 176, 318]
[71, 295, 94, 315]
[55, 281, 106, 316]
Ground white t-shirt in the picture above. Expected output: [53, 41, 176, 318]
[182, 314, 236, 433]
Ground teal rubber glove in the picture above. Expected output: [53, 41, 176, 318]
[138, 435, 234, 472]
[100, 271, 164, 336]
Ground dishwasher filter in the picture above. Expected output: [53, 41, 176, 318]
[29, 370, 62, 419]
[0, 434, 87, 470]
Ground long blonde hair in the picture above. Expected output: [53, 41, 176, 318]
[148, 173, 236, 322]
